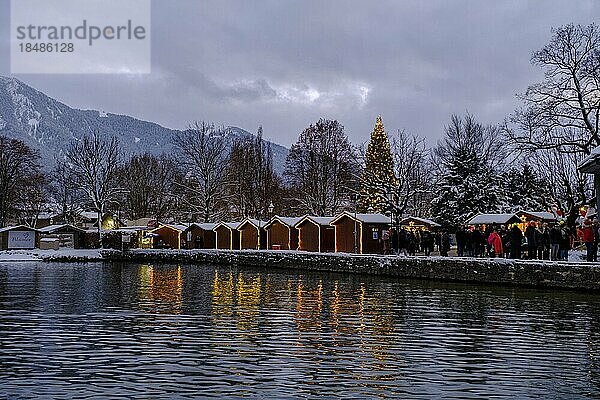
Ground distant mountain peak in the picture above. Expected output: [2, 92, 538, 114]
[0, 75, 289, 172]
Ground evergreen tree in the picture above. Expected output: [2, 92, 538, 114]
[431, 114, 506, 228]
[503, 164, 550, 212]
[359, 115, 396, 213]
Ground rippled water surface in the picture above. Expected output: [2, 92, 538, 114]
[1, 262, 600, 398]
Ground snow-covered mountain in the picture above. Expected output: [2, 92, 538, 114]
[0, 76, 289, 172]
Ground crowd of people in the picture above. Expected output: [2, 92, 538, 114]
[454, 222, 573, 261]
[382, 221, 579, 261]
[382, 227, 439, 256]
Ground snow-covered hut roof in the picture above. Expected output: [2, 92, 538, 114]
[579, 147, 600, 174]
[400, 216, 441, 227]
[37, 212, 60, 220]
[189, 222, 217, 231]
[466, 213, 521, 225]
[150, 223, 189, 233]
[38, 224, 85, 233]
[213, 221, 241, 231]
[236, 219, 268, 230]
[0, 225, 40, 233]
[294, 215, 336, 228]
[79, 211, 99, 220]
[516, 210, 557, 222]
[330, 212, 390, 225]
[264, 216, 303, 229]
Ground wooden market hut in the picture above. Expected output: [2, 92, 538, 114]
[516, 210, 558, 224]
[465, 213, 522, 228]
[149, 224, 188, 249]
[213, 222, 241, 250]
[184, 223, 217, 249]
[294, 216, 335, 253]
[264, 216, 302, 250]
[400, 216, 441, 232]
[330, 212, 390, 254]
[237, 219, 268, 250]
[0, 225, 40, 250]
[38, 224, 86, 249]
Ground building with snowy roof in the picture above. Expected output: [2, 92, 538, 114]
[400, 216, 441, 231]
[237, 219, 268, 250]
[0, 225, 40, 250]
[330, 212, 390, 254]
[465, 213, 522, 226]
[294, 216, 336, 253]
[213, 222, 241, 250]
[264, 216, 303, 250]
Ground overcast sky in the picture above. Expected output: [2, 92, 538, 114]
[0, 0, 598, 147]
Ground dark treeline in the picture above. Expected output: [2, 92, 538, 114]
[0, 23, 597, 231]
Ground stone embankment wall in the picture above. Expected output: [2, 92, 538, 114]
[102, 249, 600, 291]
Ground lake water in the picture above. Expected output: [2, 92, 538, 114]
[0, 262, 599, 399]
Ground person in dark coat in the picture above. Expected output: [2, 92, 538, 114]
[391, 228, 399, 255]
[525, 223, 537, 259]
[422, 230, 433, 256]
[471, 227, 483, 257]
[407, 231, 416, 256]
[582, 219, 595, 262]
[509, 224, 523, 259]
[440, 231, 451, 257]
[464, 228, 473, 257]
[455, 227, 466, 257]
[539, 225, 550, 260]
[559, 224, 571, 261]
[500, 226, 510, 258]
[549, 224, 561, 261]
[594, 220, 599, 262]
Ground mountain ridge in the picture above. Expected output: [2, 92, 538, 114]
[0, 75, 289, 172]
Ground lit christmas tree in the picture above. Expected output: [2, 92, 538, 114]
[359, 115, 396, 213]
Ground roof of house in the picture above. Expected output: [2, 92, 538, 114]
[213, 221, 242, 231]
[189, 222, 218, 231]
[466, 213, 521, 225]
[331, 212, 391, 225]
[264, 216, 304, 229]
[0, 225, 40, 233]
[150, 223, 189, 232]
[400, 216, 441, 227]
[516, 210, 557, 221]
[579, 147, 600, 174]
[236, 219, 268, 230]
[294, 215, 336, 227]
[38, 224, 86, 233]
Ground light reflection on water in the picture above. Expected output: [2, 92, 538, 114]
[0, 262, 599, 398]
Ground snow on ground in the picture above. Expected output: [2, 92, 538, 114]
[0, 249, 103, 262]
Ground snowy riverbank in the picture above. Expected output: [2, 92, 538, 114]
[0, 248, 597, 290]
[0, 249, 103, 262]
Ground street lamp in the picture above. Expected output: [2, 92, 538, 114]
[386, 191, 394, 228]
[268, 201, 274, 217]
[351, 193, 358, 254]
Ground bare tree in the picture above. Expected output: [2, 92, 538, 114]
[117, 153, 179, 222]
[532, 149, 592, 224]
[0, 135, 45, 228]
[225, 127, 281, 219]
[383, 130, 433, 219]
[507, 23, 600, 154]
[285, 119, 358, 215]
[505, 23, 600, 223]
[49, 159, 85, 226]
[64, 132, 123, 242]
[173, 121, 229, 222]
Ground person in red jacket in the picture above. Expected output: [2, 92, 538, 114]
[487, 229, 503, 258]
[582, 218, 596, 262]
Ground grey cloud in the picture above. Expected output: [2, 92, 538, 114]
[0, 0, 599, 147]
